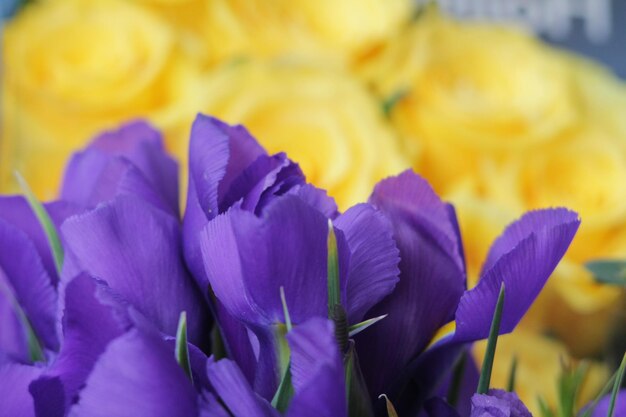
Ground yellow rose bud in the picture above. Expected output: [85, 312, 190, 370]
[473, 329, 609, 416]
[2, 0, 207, 198]
[200, 60, 408, 209]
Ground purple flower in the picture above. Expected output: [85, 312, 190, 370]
[470, 390, 532, 417]
[353, 171, 579, 410]
[207, 317, 346, 417]
[581, 389, 626, 417]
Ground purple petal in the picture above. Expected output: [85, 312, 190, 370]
[334, 203, 400, 323]
[356, 171, 465, 397]
[0, 197, 80, 285]
[282, 184, 339, 220]
[425, 397, 461, 417]
[219, 153, 304, 214]
[471, 389, 531, 417]
[0, 287, 28, 363]
[207, 359, 279, 417]
[0, 219, 58, 354]
[286, 318, 347, 417]
[199, 392, 231, 417]
[61, 152, 175, 215]
[201, 196, 329, 326]
[183, 114, 264, 282]
[0, 363, 43, 417]
[67, 329, 198, 417]
[60, 196, 209, 347]
[30, 274, 128, 417]
[62, 120, 179, 214]
[587, 389, 626, 417]
[454, 209, 580, 342]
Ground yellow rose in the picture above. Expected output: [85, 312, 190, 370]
[2, 0, 208, 198]
[200, 60, 408, 209]
[473, 329, 609, 416]
[361, 10, 578, 194]
[196, 0, 412, 66]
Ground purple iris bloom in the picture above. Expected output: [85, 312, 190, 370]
[353, 171, 579, 413]
[0, 121, 211, 417]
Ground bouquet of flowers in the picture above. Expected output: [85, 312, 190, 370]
[1, 115, 623, 416]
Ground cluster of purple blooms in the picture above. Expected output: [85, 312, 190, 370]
[0, 114, 619, 417]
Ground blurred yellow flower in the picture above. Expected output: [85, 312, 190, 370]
[162, 0, 412, 66]
[361, 9, 626, 356]
[1, 0, 208, 198]
[200, 60, 408, 209]
[473, 329, 609, 416]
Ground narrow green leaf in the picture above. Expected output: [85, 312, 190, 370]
[381, 90, 408, 117]
[175, 311, 193, 383]
[15, 172, 64, 274]
[606, 352, 626, 417]
[345, 344, 375, 417]
[585, 260, 626, 286]
[447, 351, 468, 407]
[477, 283, 505, 394]
[557, 360, 589, 417]
[580, 373, 617, 417]
[347, 314, 388, 337]
[327, 219, 340, 317]
[280, 286, 292, 332]
[537, 396, 556, 417]
[0, 279, 44, 362]
[378, 394, 399, 417]
[271, 363, 294, 412]
[507, 356, 518, 392]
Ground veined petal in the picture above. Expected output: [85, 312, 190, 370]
[286, 318, 347, 417]
[61, 121, 179, 214]
[207, 359, 279, 417]
[60, 196, 209, 347]
[334, 203, 400, 323]
[29, 274, 128, 417]
[0, 219, 58, 354]
[356, 171, 465, 397]
[183, 114, 264, 281]
[201, 196, 329, 326]
[454, 208, 580, 342]
[0, 363, 43, 417]
[67, 329, 198, 417]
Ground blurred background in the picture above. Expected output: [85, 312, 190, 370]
[1, 1, 625, 414]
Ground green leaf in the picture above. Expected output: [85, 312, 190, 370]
[0, 279, 44, 362]
[347, 314, 388, 337]
[327, 220, 340, 317]
[381, 90, 408, 117]
[271, 362, 294, 412]
[378, 394, 399, 417]
[507, 356, 518, 392]
[477, 283, 505, 394]
[15, 172, 64, 274]
[175, 311, 193, 383]
[447, 351, 468, 407]
[280, 286, 292, 332]
[557, 360, 589, 417]
[580, 372, 617, 417]
[606, 352, 626, 417]
[585, 260, 626, 286]
[537, 396, 556, 417]
[345, 343, 375, 417]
